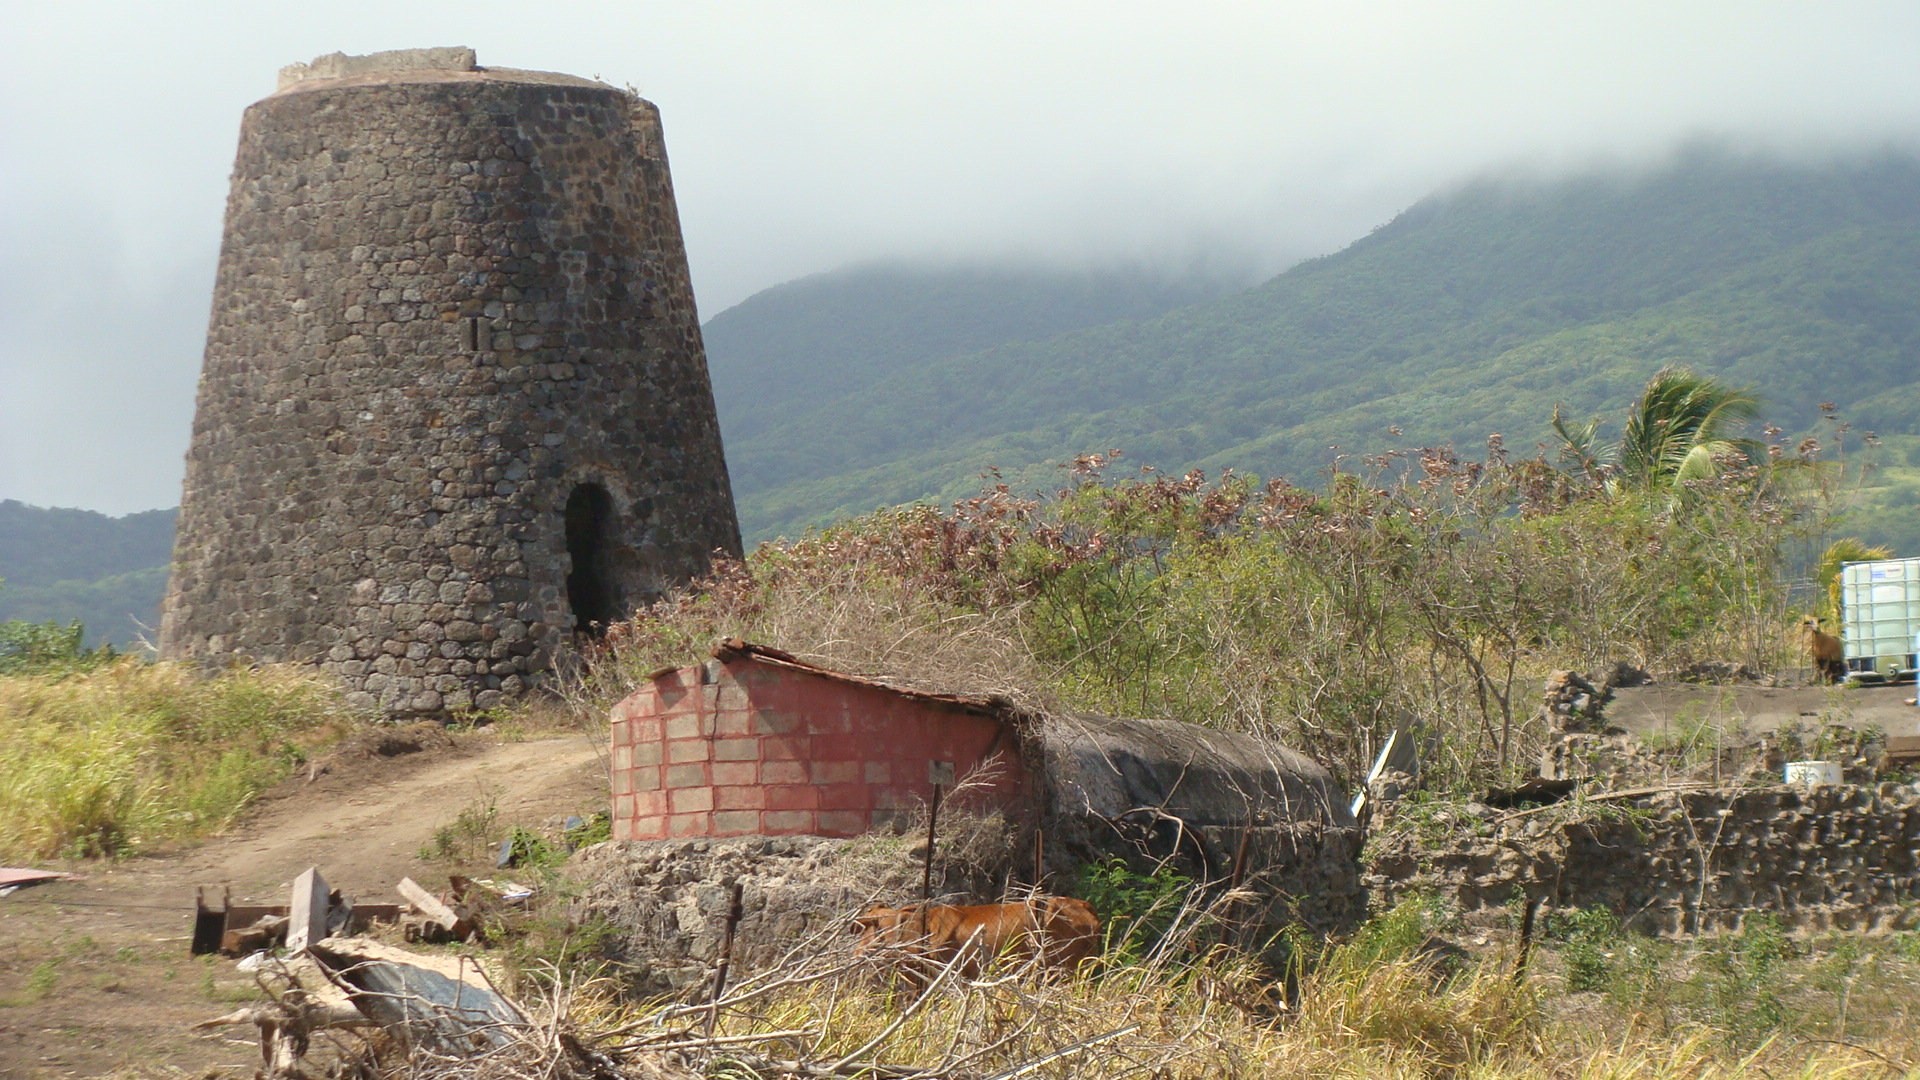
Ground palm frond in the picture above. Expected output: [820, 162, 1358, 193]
[1619, 367, 1761, 489]
[1549, 403, 1613, 485]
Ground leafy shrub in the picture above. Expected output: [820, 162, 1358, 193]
[502, 825, 567, 870]
[567, 811, 613, 848]
[1693, 913, 1794, 1047]
[0, 619, 116, 676]
[1544, 905, 1621, 993]
[419, 797, 499, 864]
[1068, 857, 1196, 963]
[1326, 892, 1457, 976]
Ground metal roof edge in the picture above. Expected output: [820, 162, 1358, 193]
[687, 637, 1009, 717]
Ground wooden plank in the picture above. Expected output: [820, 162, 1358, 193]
[287, 867, 330, 952]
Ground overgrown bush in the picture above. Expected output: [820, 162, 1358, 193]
[1692, 913, 1794, 1047]
[0, 618, 117, 676]
[576, 426, 1830, 790]
[0, 659, 358, 859]
[1068, 857, 1196, 963]
[1544, 905, 1622, 993]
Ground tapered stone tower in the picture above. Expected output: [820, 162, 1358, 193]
[160, 48, 741, 715]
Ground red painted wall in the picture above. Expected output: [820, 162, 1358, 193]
[609, 659, 1030, 841]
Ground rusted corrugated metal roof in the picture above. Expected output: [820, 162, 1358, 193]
[669, 637, 1009, 717]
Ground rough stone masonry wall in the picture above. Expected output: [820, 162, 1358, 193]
[1366, 783, 1920, 934]
[572, 825, 1363, 998]
[160, 59, 739, 715]
[570, 833, 1020, 999]
[1182, 822, 1365, 932]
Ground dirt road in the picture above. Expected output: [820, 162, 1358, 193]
[0, 730, 608, 1079]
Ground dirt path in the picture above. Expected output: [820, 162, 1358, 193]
[0, 731, 608, 1079]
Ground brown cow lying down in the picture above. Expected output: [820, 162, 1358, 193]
[852, 896, 1100, 981]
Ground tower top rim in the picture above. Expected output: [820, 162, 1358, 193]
[271, 48, 621, 99]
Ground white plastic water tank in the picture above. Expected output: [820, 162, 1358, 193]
[1840, 557, 1920, 668]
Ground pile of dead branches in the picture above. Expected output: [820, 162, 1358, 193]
[194, 883, 1252, 1080]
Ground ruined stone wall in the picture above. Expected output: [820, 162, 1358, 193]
[1366, 783, 1920, 934]
[572, 822, 1363, 998]
[570, 834, 1018, 998]
[1186, 822, 1365, 932]
[160, 54, 740, 715]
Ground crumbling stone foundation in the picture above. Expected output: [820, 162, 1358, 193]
[569, 834, 1016, 998]
[1367, 783, 1920, 934]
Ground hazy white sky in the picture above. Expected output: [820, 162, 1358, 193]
[4, 1, 1920, 515]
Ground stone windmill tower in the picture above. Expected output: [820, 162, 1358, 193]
[159, 48, 741, 715]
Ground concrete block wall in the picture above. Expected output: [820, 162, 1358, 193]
[609, 660, 1030, 841]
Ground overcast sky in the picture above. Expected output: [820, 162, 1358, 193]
[4, 1, 1920, 516]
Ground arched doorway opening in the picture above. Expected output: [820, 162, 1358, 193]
[564, 483, 623, 636]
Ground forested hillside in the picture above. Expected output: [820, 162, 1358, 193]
[723, 147, 1920, 540]
[703, 262, 1230, 450]
[0, 501, 174, 647]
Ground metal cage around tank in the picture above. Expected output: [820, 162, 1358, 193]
[1840, 556, 1920, 676]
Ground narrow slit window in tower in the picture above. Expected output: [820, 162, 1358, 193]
[564, 483, 623, 636]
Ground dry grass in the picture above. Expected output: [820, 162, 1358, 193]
[0, 658, 359, 860]
[245, 882, 1920, 1080]
[521, 899, 1920, 1080]
[165, 915, 1920, 1080]
[565, 543, 1056, 721]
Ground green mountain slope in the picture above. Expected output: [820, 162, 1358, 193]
[726, 148, 1920, 540]
[0, 501, 175, 647]
[12, 148, 1920, 642]
[703, 262, 1230, 450]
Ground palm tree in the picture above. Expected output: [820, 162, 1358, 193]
[1814, 537, 1891, 623]
[1552, 367, 1762, 493]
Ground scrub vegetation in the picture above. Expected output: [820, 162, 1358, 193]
[577, 369, 1840, 788]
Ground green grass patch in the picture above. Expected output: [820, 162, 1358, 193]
[0, 658, 359, 860]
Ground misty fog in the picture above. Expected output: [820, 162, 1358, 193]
[4, 1, 1919, 514]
